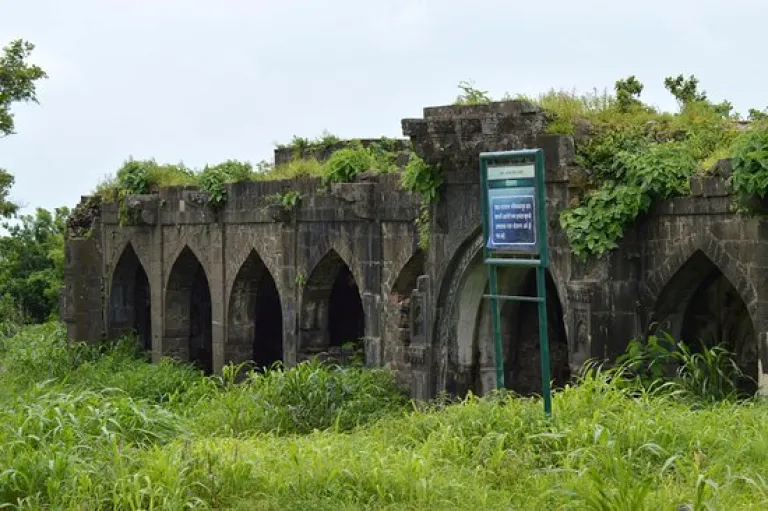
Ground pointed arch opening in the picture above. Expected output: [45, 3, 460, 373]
[450, 251, 570, 397]
[390, 250, 425, 345]
[108, 243, 151, 351]
[300, 250, 365, 364]
[653, 250, 757, 392]
[228, 249, 283, 369]
[164, 246, 213, 374]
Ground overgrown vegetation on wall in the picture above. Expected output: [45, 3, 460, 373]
[457, 77, 768, 258]
[95, 136, 442, 247]
[0, 322, 766, 508]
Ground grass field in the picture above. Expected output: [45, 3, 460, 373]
[0, 323, 767, 510]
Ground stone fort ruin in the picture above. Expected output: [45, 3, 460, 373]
[62, 100, 768, 399]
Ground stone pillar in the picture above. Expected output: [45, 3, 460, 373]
[406, 275, 432, 401]
[209, 223, 226, 373]
[149, 225, 164, 363]
[566, 281, 600, 374]
[62, 238, 104, 344]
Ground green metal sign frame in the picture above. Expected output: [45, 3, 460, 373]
[479, 148, 552, 416]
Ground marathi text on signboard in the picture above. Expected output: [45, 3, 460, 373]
[485, 162, 537, 252]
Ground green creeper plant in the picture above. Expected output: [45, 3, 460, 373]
[401, 154, 442, 249]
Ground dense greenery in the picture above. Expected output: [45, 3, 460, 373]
[456, 77, 768, 259]
[0, 323, 764, 509]
[0, 207, 69, 329]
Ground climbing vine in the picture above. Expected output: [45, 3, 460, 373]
[401, 153, 442, 249]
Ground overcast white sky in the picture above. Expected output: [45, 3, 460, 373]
[1, 0, 766, 213]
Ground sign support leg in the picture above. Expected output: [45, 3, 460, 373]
[488, 262, 505, 390]
[536, 265, 552, 416]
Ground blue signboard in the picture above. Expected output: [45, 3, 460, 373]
[484, 160, 539, 253]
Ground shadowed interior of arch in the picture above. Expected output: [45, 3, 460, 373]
[228, 249, 283, 369]
[390, 250, 425, 341]
[108, 243, 151, 351]
[299, 249, 365, 364]
[453, 251, 570, 397]
[652, 249, 758, 391]
[164, 246, 213, 374]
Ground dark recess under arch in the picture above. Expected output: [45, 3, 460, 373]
[300, 250, 365, 364]
[228, 249, 283, 369]
[653, 250, 758, 393]
[164, 246, 213, 374]
[108, 243, 151, 351]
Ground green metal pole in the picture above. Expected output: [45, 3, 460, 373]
[488, 262, 505, 389]
[536, 265, 552, 416]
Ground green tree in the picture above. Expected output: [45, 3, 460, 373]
[615, 75, 644, 113]
[0, 39, 47, 218]
[664, 74, 707, 106]
[0, 207, 69, 324]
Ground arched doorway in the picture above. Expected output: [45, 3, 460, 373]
[228, 249, 283, 369]
[653, 250, 758, 393]
[440, 246, 570, 397]
[164, 246, 213, 374]
[300, 250, 365, 364]
[108, 243, 151, 351]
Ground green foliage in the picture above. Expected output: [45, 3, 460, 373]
[664, 74, 708, 106]
[561, 140, 697, 258]
[322, 144, 375, 185]
[401, 154, 443, 249]
[0, 168, 18, 217]
[0, 39, 47, 220]
[0, 39, 47, 137]
[0, 323, 767, 508]
[517, 75, 741, 258]
[276, 130, 342, 155]
[197, 166, 228, 211]
[454, 80, 491, 105]
[616, 332, 750, 403]
[265, 190, 302, 210]
[748, 108, 768, 122]
[728, 125, 768, 199]
[111, 157, 196, 196]
[198, 359, 407, 436]
[614, 75, 645, 113]
[98, 140, 404, 211]
[0, 207, 69, 324]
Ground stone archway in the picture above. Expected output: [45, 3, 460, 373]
[228, 249, 283, 369]
[299, 249, 365, 364]
[164, 246, 213, 374]
[108, 243, 151, 351]
[652, 249, 758, 392]
[435, 230, 570, 397]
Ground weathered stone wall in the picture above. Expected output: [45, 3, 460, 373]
[62, 100, 768, 399]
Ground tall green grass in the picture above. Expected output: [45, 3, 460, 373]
[0, 323, 767, 509]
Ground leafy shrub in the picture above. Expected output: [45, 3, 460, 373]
[729, 126, 768, 198]
[615, 332, 751, 402]
[197, 165, 228, 210]
[322, 145, 376, 185]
